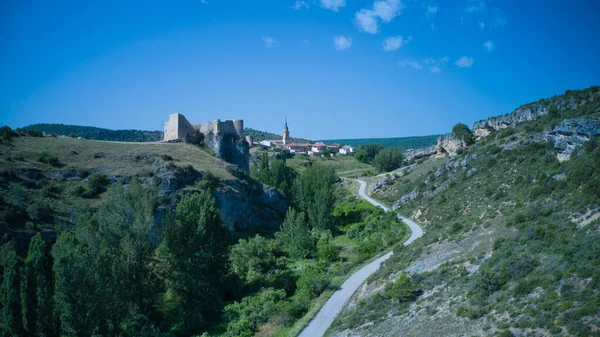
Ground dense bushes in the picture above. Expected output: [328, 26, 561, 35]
[37, 151, 60, 167]
[373, 147, 404, 172]
[355, 144, 383, 164]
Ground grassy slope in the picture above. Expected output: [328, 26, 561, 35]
[328, 89, 600, 336]
[0, 136, 232, 233]
[3, 136, 231, 178]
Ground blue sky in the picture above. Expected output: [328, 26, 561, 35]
[0, 0, 598, 139]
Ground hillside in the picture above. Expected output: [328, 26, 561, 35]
[320, 135, 440, 151]
[22, 123, 163, 142]
[0, 135, 293, 242]
[328, 86, 600, 337]
[0, 126, 406, 337]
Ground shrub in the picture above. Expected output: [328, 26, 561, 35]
[86, 173, 109, 197]
[37, 151, 60, 167]
[296, 267, 330, 299]
[317, 239, 340, 263]
[387, 273, 420, 302]
[373, 147, 404, 172]
[456, 304, 486, 319]
[452, 123, 475, 145]
[0, 126, 17, 144]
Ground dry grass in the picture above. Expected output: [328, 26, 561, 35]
[3, 136, 232, 179]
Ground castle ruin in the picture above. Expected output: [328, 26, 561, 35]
[163, 113, 250, 172]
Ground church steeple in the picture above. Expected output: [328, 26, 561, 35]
[282, 118, 290, 145]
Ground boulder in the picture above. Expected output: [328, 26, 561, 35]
[393, 189, 418, 209]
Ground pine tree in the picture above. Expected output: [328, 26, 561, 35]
[2, 250, 24, 337]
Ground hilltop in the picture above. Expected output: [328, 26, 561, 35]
[22, 123, 163, 142]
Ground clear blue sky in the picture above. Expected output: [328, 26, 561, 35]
[1, 0, 598, 139]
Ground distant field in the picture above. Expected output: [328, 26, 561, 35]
[320, 135, 440, 151]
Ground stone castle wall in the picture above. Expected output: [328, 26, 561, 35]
[163, 113, 249, 171]
[164, 113, 196, 141]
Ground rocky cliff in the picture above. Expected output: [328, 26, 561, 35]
[545, 118, 600, 161]
[471, 89, 599, 139]
[153, 159, 286, 230]
[205, 133, 250, 172]
[436, 133, 468, 156]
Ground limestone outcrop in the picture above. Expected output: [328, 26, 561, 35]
[406, 145, 437, 162]
[471, 105, 549, 139]
[436, 133, 467, 156]
[547, 119, 600, 161]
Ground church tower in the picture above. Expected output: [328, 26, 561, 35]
[282, 118, 290, 145]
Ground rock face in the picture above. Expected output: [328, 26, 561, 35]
[152, 158, 287, 230]
[215, 179, 288, 230]
[547, 119, 600, 161]
[471, 90, 599, 140]
[406, 145, 437, 162]
[472, 105, 549, 139]
[393, 189, 418, 210]
[205, 133, 250, 172]
[436, 133, 467, 156]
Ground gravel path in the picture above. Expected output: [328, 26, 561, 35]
[298, 180, 423, 337]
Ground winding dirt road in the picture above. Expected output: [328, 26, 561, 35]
[298, 180, 423, 337]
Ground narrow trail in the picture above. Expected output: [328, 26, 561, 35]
[298, 180, 423, 337]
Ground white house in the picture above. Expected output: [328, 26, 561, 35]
[339, 145, 355, 155]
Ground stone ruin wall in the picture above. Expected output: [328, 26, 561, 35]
[163, 113, 249, 171]
[164, 113, 196, 141]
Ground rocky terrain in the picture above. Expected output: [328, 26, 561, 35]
[327, 86, 600, 337]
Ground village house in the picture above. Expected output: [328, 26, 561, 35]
[260, 121, 355, 157]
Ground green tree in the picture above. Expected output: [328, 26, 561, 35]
[388, 273, 419, 301]
[21, 234, 57, 337]
[270, 159, 296, 196]
[159, 190, 230, 335]
[2, 251, 24, 337]
[372, 147, 404, 172]
[296, 266, 330, 299]
[308, 188, 335, 231]
[230, 235, 278, 284]
[276, 208, 314, 259]
[355, 144, 384, 163]
[53, 181, 159, 336]
[452, 123, 475, 145]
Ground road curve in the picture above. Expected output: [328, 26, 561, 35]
[298, 180, 423, 337]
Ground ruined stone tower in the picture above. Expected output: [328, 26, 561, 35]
[163, 113, 250, 172]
